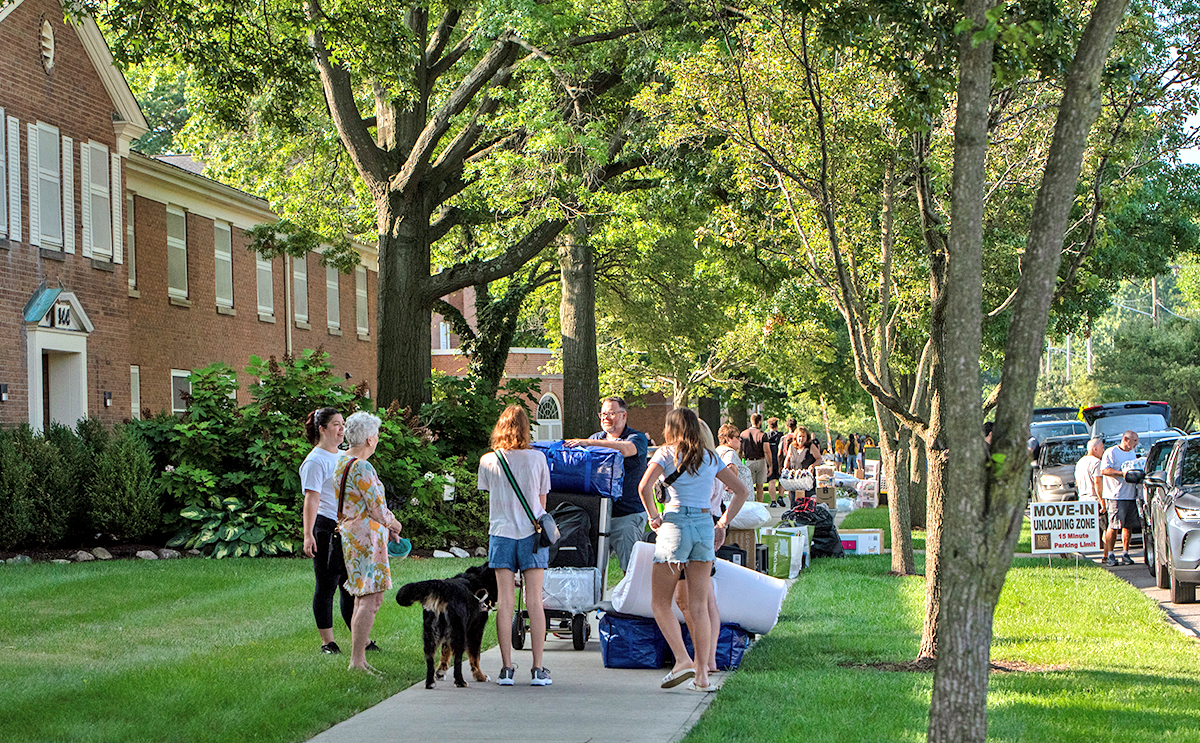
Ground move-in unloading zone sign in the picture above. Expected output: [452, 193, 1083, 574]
[1031, 501, 1102, 553]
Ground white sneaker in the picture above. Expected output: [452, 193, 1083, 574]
[497, 666, 515, 686]
[530, 667, 552, 686]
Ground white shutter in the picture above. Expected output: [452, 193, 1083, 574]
[356, 266, 368, 335]
[6, 117, 18, 240]
[111, 154, 122, 263]
[61, 135, 74, 254]
[326, 264, 340, 329]
[0, 107, 6, 238]
[79, 143, 91, 257]
[26, 123, 38, 246]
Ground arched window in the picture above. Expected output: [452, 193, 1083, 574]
[535, 393, 562, 441]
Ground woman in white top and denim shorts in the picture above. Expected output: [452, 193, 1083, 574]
[638, 408, 750, 693]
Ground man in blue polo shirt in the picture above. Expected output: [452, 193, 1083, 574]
[566, 396, 649, 573]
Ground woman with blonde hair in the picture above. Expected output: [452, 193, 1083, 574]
[784, 425, 823, 508]
[477, 405, 553, 686]
[638, 408, 751, 692]
[335, 411, 403, 674]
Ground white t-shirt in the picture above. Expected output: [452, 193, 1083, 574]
[1074, 454, 1102, 500]
[651, 445, 724, 510]
[713, 444, 750, 507]
[299, 447, 342, 520]
[478, 449, 551, 540]
[1101, 445, 1138, 501]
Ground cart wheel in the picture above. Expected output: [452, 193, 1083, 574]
[512, 611, 527, 650]
[572, 614, 587, 650]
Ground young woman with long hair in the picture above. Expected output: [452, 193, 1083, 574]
[638, 408, 751, 693]
[477, 405, 554, 686]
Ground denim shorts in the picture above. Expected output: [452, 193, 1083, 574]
[653, 507, 716, 564]
[488, 533, 549, 572]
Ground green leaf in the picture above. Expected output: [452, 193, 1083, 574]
[179, 506, 208, 521]
[992, 452, 1007, 467]
[212, 542, 231, 559]
[241, 526, 265, 544]
[247, 542, 261, 558]
[219, 523, 245, 542]
[222, 497, 244, 511]
[197, 528, 220, 546]
[260, 541, 279, 556]
[166, 529, 190, 547]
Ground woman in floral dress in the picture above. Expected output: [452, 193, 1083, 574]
[335, 411, 402, 674]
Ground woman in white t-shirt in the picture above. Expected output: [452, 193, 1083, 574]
[477, 405, 553, 687]
[299, 407, 362, 655]
[638, 409, 751, 693]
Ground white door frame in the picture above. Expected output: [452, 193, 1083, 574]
[25, 292, 93, 431]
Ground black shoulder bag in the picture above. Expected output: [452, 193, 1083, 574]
[654, 468, 684, 504]
[496, 450, 559, 548]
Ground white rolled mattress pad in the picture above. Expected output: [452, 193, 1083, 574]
[610, 541, 786, 635]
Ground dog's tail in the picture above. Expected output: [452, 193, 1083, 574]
[395, 580, 443, 607]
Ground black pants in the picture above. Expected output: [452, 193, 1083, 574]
[313, 515, 354, 631]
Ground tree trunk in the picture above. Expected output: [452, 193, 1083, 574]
[728, 400, 748, 432]
[377, 193, 435, 411]
[673, 382, 690, 409]
[875, 402, 915, 575]
[559, 222, 599, 438]
[909, 433, 928, 529]
[698, 396, 721, 436]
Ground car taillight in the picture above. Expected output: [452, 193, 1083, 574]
[1175, 506, 1200, 522]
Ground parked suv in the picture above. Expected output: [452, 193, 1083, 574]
[1032, 434, 1090, 502]
[1127, 434, 1200, 604]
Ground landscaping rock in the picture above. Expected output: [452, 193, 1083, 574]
[52, 559, 72, 565]
[433, 550, 455, 558]
[74, 550, 96, 562]
[448, 546, 470, 558]
[136, 550, 158, 560]
[187, 549, 202, 556]
[158, 549, 182, 560]
[6, 555, 32, 565]
[91, 547, 114, 560]
[474, 547, 488, 558]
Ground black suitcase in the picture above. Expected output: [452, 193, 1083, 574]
[716, 544, 747, 567]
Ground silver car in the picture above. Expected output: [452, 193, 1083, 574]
[1129, 434, 1200, 604]
[1032, 434, 1090, 502]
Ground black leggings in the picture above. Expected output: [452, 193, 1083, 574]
[313, 515, 354, 631]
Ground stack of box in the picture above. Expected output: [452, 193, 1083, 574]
[814, 485, 837, 511]
[726, 528, 758, 557]
[839, 528, 884, 555]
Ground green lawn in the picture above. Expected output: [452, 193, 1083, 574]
[686, 554, 1200, 743]
[0, 556, 491, 743]
[841, 506, 1033, 553]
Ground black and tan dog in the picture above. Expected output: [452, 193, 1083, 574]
[395, 564, 497, 688]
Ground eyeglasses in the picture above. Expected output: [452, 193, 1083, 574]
[599, 411, 625, 419]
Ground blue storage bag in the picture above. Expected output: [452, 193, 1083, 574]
[681, 623, 753, 671]
[599, 610, 671, 669]
[532, 442, 624, 500]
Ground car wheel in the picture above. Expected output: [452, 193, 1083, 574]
[1169, 563, 1196, 604]
[1156, 548, 1171, 590]
[1144, 510, 1156, 577]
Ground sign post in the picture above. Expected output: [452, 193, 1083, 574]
[1030, 501, 1102, 554]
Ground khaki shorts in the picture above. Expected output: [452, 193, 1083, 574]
[746, 457, 768, 486]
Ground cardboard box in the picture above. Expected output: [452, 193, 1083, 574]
[854, 467, 866, 480]
[726, 528, 757, 556]
[840, 528, 884, 555]
[815, 465, 835, 486]
[814, 486, 837, 511]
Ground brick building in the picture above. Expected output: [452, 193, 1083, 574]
[0, 0, 378, 429]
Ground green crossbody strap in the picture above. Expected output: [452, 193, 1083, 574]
[495, 450, 540, 533]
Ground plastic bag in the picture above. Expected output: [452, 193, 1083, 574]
[729, 500, 772, 529]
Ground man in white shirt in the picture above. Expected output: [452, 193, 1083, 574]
[1074, 439, 1104, 500]
[1101, 431, 1140, 567]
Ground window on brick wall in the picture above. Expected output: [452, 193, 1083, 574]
[256, 254, 273, 316]
[171, 369, 191, 416]
[82, 141, 114, 259]
[0, 107, 7, 239]
[356, 266, 368, 337]
[167, 206, 188, 298]
[30, 122, 63, 248]
[326, 264, 340, 331]
[130, 365, 141, 420]
[214, 221, 233, 308]
[293, 254, 308, 323]
[126, 194, 136, 289]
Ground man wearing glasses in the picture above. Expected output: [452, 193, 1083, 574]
[566, 397, 649, 572]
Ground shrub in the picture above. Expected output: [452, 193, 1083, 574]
[88, 426, 160, 542]
[2, 426, 73, 548]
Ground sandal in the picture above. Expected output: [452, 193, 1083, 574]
[661, 667, 695, 688]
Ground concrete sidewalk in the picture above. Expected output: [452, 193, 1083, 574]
[307, 618, 721, 743]
[1077, 547, 1200, 640]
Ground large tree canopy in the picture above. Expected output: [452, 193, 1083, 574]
[99, 0, 697, 410]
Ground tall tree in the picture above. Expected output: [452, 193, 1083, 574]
[100, 0, 683, 410]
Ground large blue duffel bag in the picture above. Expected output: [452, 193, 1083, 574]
[681, 622, 753, 671]
[531, 442, 624, 500]
[599, 610, 671, 669]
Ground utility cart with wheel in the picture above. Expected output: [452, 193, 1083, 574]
[512, 490, 612, 651]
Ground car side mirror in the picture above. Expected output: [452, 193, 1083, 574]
[1124, 469, 1144, 484]
[1145, 473, 1167, 488]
